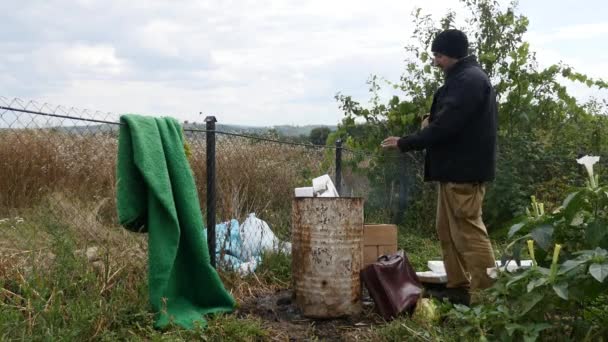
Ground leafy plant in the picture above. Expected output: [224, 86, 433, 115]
[448, 156, 608, 341]
[332, 0, 608, 229]
[507, 156, 608, 262]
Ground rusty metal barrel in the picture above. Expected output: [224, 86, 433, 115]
[291, 197, 364, 318]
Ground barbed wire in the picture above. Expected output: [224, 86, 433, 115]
[0, 105, 122, 126]
[0, 102, 413, 160]
[186, 127, 332, 149]
[4, 97, 605, 275]
[1, 101, 605, 164]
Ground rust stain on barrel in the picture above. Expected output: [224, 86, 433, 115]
[292, 197, 364, 318]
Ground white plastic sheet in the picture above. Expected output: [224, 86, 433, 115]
[415, 259, 534, 283]
[239, 213, 292, 261]
[203, 213, 291, 276]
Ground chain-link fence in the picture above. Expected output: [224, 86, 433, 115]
[191, 123, 342, 272]
[2, 97, 415, 275]
[4, 96, 603, 276]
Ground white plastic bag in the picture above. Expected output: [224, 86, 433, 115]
[239, 213, 291, 261]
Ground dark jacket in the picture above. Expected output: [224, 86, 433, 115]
[397, 56, 497, 183]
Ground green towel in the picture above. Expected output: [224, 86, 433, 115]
[116, 114, 235, 330]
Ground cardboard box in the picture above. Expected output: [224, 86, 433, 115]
[363, 224, 398, 266]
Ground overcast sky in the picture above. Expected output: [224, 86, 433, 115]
[1, 0, 606, 126]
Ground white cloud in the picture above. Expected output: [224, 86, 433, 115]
[8, 0, 601, 126]
[136, 20, 186, 58]
[525, 19, 608, 104]
[527, 22, 608, 45]
[4, 1, 447, 125]
[62, 44, 127, 75]
[21, 43, 129, 83]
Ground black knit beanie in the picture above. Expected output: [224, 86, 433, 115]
[431, 29, 469, 59]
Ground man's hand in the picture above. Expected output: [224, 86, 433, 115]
[381, 136, 400, 149]
[421, 114, 430, 129]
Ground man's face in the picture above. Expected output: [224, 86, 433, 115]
[432, 52, 456, 72]
[432, 52, 449, 71]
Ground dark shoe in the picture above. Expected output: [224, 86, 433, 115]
[425, 287, 470, 306]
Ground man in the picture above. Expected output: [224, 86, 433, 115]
[381, 29, 497, 304]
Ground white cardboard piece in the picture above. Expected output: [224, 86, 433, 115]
[427, 260, 446, 274]
[294, 187, 314, 197]
[311, 174, 339, 197]
[294, 174, 340, 198]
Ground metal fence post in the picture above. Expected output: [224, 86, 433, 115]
[335, 139, 342, 196]
[205, 116, 217, 268]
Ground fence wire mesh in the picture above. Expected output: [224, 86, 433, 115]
[192, 130, 346, 273]
[1, 98, 396, 276]
[0, 98, 147, 284]
[3, 97, 606, 276]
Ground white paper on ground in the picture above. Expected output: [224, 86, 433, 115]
[487, 259, 534, 279]
[427, 260, 446, 274]
[496, 259, 533, 271]
[428, 260, 533, 273]
[416, 271, 448, 284]
[422, 259, 534, 282]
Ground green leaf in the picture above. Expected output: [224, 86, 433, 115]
[518, 292, 545, 316]
[559, 259, 587, 274]
[589, 263, 608, 282]
[586, 220, 608, 248]
[523, 324, 553, 342]
[507, 272, 529, 287]
[527, 277, 547, 292]
[562, 191, 579, 208]
[508, 222, 526, 238]
[563, 191, 586, 222]
[593, 247, 608, 257]
[473, 305, 483, 315]
[570, 212, 585, 226]
[420, 52, 429, 63]
[496, 305, 509, 315]
[453, 304, 470, 313]
[530, 225, 554, 251]
[552, 283, 568, 300]
[573, 249, 597, 256]
[505, 323, 523, 336]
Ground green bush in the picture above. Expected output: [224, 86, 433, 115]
[447, 156, 608, 341]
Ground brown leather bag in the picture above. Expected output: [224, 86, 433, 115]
[360, 250, 422, 320]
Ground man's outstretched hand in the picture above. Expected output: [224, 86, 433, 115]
[381, 136, 400, 149]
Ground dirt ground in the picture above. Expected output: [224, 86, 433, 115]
[237, 289, 385, 341]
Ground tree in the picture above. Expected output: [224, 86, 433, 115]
[309, 127, 331, 146]
[333, 0, 607, 228]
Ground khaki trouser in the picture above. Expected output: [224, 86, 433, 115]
[436, 182, 496, 290]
